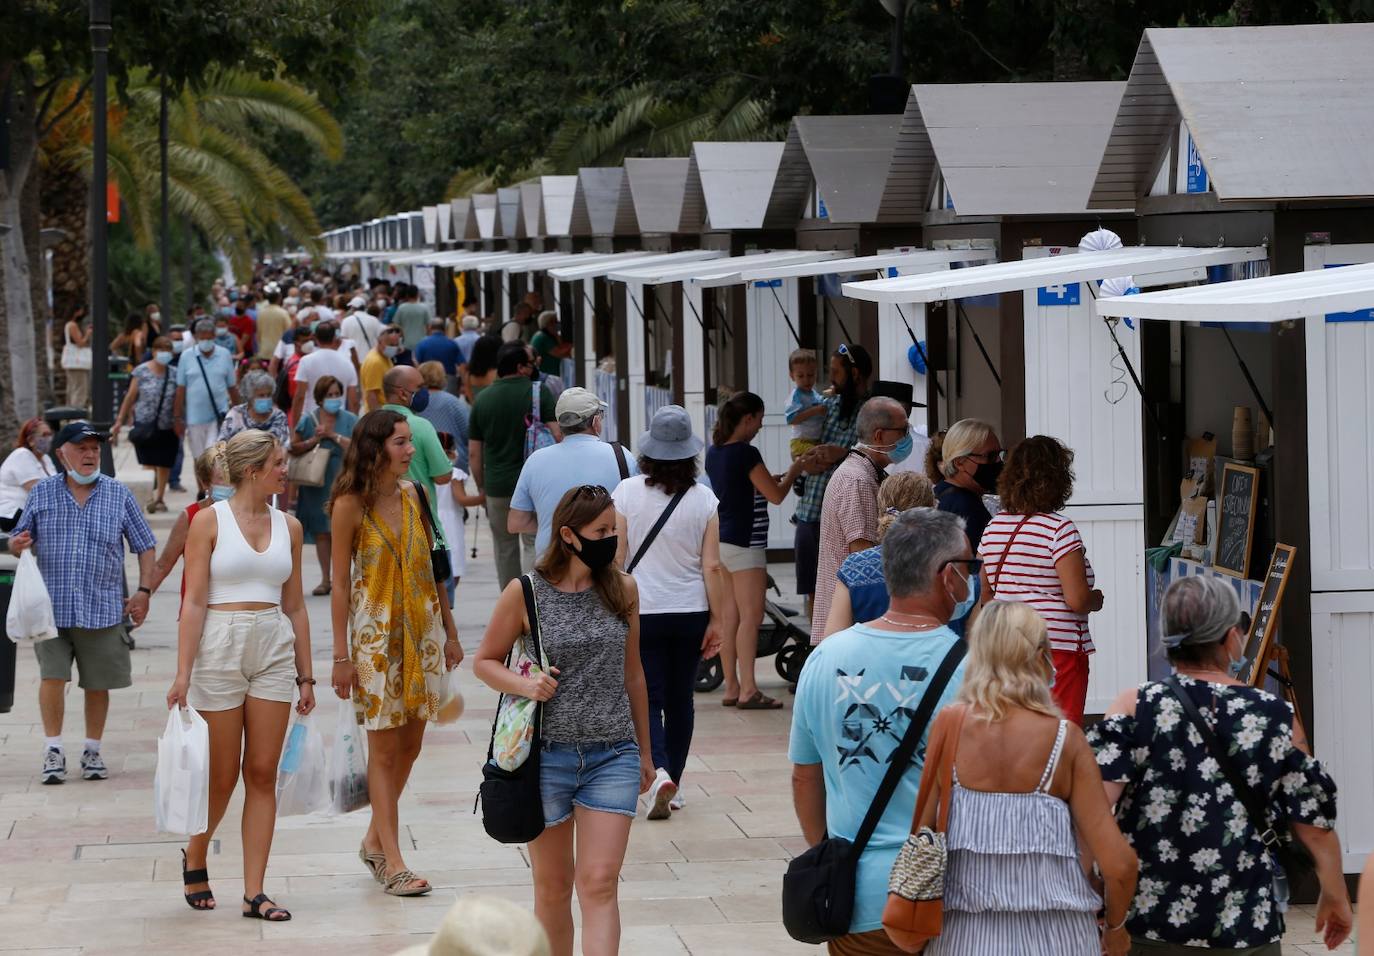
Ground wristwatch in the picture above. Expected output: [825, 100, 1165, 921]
[295, 676, 316, 686]
[136, 586, 152, 595]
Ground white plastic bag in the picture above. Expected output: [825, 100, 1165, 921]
[276, 712, 329, 816]
[6, 550, 57, 643]
[154, 705, 210, 836]
[330, 697, 369, 814]
[435, 669, 464, 725]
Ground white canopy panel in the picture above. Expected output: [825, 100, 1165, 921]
[1097, 261, 1374, 324]
[607, 250, 828, 286]
[502, 252, 640, 276]
[421, 250, 520, 269]
[705, 248, 998, 286]
[551, 250, 723, 283]
[474, 252, 577, 274]
[689, 251, 852, 288]
[842, 246, 1267, 304]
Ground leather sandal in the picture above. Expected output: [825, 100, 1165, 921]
[382, 868, 431, 897]
[242, 893, 291, 921]
[181, 848, 214, 911]
[359, 843, 386, 883]
[736, 691, 784, 710]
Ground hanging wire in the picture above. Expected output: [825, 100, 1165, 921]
[1103, 317, 1129, 405]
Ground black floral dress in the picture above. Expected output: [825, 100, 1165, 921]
[1087, 676, 1336, 949]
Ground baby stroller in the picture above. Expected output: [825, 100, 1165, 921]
[695, 575, 811, 692]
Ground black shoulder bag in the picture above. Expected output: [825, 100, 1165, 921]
[626, 488, 687, 574]
[612, 442, 629, 481]
[411, 482, 452, 582]
[478, 574, 548, 844]
[782, 638, 967, 944]
[129, 369, 171, 443]
[195, 351, 226, 426]
[1163, 676, 1314, 884]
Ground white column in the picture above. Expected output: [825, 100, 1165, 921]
[625, 279, 648, 444]
[682, 282, 706, 441]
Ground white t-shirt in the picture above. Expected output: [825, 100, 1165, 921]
[977, 511, 1095, 653]
[294, 346, 358, 415]
[611, 476, 719, 614]
[340, 312, 383, 351]
[0, 447, 54, 518]
[435, 466, 468, 580]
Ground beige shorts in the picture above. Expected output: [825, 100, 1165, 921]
[189, 607, 296, 711]
[719, 542, 767, 573]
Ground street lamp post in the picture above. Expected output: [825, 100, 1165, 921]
[159, 74, 171, 334]
[89, 0, 113, 473]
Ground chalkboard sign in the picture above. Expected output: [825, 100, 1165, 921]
[1213, 462, 1260, 578]
[1243, 543, 1296, 688]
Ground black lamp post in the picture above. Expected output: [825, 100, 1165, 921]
[89, 0, 113, 473]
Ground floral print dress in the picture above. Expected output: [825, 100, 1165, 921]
[1087, 676, 1337, 949]
[348, 487, 443, 729]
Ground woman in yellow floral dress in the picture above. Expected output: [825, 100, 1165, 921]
[328, 409, 461, 897]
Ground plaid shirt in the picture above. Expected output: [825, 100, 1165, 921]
[795, 395, 861, 523]
[13, 474, 157, 629]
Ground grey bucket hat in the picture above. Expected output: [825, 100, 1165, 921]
[637, 405, 703, 461]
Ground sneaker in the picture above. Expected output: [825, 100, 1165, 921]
[645, 768, 676, 821]
[41, 748, 65, 785]
[80, 749, 108, 781]
[669, 792, 685, 812]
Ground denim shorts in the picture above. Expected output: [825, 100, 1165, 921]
[538, 739, 641, 827]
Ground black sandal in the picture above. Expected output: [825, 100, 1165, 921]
[181, 848, 214, 911]
[242, 893, 291, 922]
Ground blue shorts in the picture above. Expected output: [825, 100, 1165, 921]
[539, 739, 641, 827]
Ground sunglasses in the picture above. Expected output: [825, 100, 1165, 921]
[940, 558, 984, 575]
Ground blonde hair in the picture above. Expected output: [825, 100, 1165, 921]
[417, 360, 447, 390]
[876, 472, 935, 540]
[193, 446, 222, 488]
[940, 418, 996, 478]
[788, 347, 817, 372]
[222, 430, 278, 485]
[958, 601, 1060, 721]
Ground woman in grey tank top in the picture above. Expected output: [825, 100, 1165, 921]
[474, 485, 652, 956]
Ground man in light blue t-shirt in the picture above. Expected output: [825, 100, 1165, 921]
[509, 387, 637, 556]
[789, 508, 973, 947]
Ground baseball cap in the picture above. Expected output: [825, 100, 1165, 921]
[348, 295, 367, 310]
[554, 387, 606, 428]
[53, 421, 108, 449]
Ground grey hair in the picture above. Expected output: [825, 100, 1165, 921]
[941, 418, 996, 477]
[561, 412, 598, 436]
[882, 507, 967, 599]
[856, 397, 904, 444]
[240, 369, 274, 398]
[538, 310, 558, 329]
[192, 317, 217, 337]
[1161, 576, 1240, 649]
[461, 314, 480, 330]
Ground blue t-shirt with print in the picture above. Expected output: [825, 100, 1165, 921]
[788, 623, 966, 934]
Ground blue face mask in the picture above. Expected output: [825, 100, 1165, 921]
[211, 484, 234, 501]
[1045, 653, 1057, 689]
[197, 339, 216, 354]
[1226, 631, 1249, 678]
[888, 432, 915, 464]
[947, 566, 976, 622]
[409, 388, 430, 414]
[154, 351, 173, 366]
[68, 467, 100, 486]
[322, 397, 344, 414]
[252, 397, 274, 415]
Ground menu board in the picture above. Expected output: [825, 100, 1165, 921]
[1213, 462, 1260, 578]
[1243, 544, 1296, 688]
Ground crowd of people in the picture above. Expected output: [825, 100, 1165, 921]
[10, 268, 1366, 954]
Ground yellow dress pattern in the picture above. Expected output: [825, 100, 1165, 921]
[349, 489, 443, 729]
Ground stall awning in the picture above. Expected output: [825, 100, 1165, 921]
[607, 250, 832, 286]
[842, 246, 1268, 304]
[474, 252, 581, 274]
[422, 250, 529, 270]
[502, 252, 645, 276]
[1097, 261, 1374, 324]
[551, 250, 724, 284]
[386, 251, 441, 266]
[697, 248, 997, 287]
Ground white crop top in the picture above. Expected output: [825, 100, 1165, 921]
[206, 500, 293, 605]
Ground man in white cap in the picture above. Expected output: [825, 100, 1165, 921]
[340, 294, 383, 355]
[509, 386, 636, 557]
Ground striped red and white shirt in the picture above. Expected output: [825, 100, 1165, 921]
[978, 512, 1094, 653]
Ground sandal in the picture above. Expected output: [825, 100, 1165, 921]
[359, 843, 386, 883]
[737, 691, 784, 711]
[721, 697, 738, 707]
[382, 868, 432, 897]
[312, 582, 331, 596]
[181, 848, 214, 911]
[242, 893, 291, 922]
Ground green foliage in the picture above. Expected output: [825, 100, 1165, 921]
[106, 219, 221, 322]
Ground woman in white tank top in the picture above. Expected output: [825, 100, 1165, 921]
[166, 430, 311, 922]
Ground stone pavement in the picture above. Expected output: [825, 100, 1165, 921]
[0, 448, 1353, 954]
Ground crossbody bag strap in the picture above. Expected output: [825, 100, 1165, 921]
[851, 638, 967, 854]
[410, 480, 440, 551]
[149, 367, 170, 424]
[626, 488, 687, 574]
[1163, 676, 1280, 845]
[484, 575, 547, 763]
[194, 352, 226, 423]
[612, 442, 629, 481]
[988, 513, 1035, 596]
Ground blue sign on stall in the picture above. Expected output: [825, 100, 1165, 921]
[1324, 263, 1374, 322]
[816, 196, 829, 220]
[1037, 282, 1082, 306]
[753, 279, 783, 289]
[1186, 135, 1209, 194]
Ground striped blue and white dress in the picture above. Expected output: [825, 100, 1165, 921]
[926, 720, 1102, 955]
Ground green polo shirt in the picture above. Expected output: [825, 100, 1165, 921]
[383, 403, 448, 548]
[469, 375, 556, 498]
[530, 329, 563, 375]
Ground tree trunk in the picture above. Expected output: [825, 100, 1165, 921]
[22, 147, 56, 412]
[0, 74, 40, 427]
[40, 158, 89, 408]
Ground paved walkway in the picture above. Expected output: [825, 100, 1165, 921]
[0, 451, 1352, 954]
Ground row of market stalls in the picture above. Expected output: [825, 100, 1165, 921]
[318, 23, 1374, 873]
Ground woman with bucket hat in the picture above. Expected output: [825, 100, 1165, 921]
[611, 405, 729, 821]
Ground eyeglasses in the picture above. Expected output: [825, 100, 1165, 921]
[940, 558, 984, 575]
[576, 484, 609, 498]
[966, 449, 1006, 464]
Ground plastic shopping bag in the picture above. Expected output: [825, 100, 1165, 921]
[276, 712, 329, 816]
[435, 669, 465, 725]
[6, 550, 57, 643]
[330, 697, 369, 814]
[154, 705, 210, 836]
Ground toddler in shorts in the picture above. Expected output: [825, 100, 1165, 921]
[784, 348, 826, 460]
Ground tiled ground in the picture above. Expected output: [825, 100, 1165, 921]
[0, 452, 1354, 954]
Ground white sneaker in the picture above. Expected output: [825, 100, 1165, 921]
[646, 768, 676, 820]
[40, 747, 65, 785]
[669, 791, 685, 812]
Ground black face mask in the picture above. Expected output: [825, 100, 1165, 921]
[571, 531, 618, 571]
[527, 364, 541, 382]
[973, 460, 1003, 493]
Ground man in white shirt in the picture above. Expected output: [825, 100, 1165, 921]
[291, 321, 358, 417]
[340, 297, 383, 353]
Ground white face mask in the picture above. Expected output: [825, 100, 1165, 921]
[300, 341, 316, 354]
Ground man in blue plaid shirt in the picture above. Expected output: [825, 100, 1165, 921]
[794, 345, 872, 614]
[9, 423, 157, 785]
